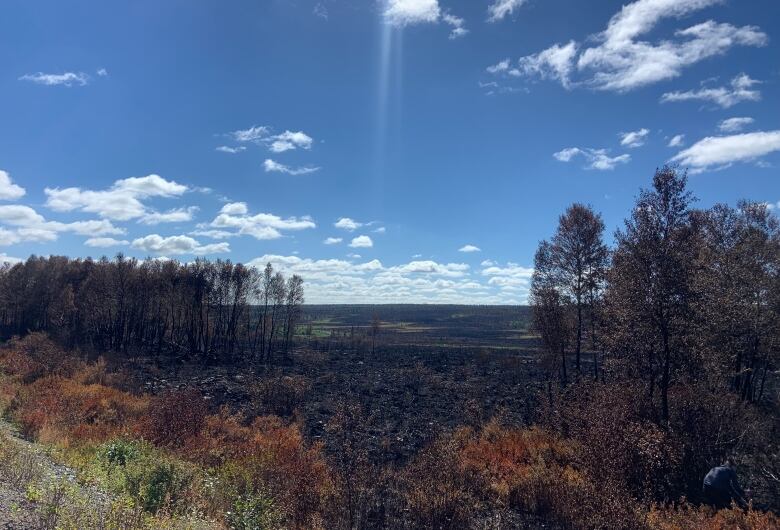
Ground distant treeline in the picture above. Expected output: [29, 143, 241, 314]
[531, 166, 779, 410]
[0, 256, 303, 363]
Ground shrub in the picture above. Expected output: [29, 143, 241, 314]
[226, 492, 283, 530]
[93, 438, 198, 514]
[647, 503, 780, 530]
[12, 375, 148, 443]
[135, 388, 207, 447]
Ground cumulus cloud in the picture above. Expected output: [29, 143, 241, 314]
[229, 126, 315, 152]
[324, 237, 343, 245]
[488, 0, 527, 22]
[263, 159, 320, 175]
[45, 174, 189, 222]
[383, 0, 467, 40]
[269, 131, 314, 153]
[349, 235, 373, 248]
[334, 217, 362, 231]
[244, 254, 529, 304]
[96, 68, 108, 77]
[661, 74, 761, 108]
[668, 134, 685, 147]
[459, 244, 481, 253]
[0, 204, 124, 244]
[620, 128, 650, 148]
[553, 147, 631, 170]
[0, 170, 26, 201]
[19, 71, 89, 86]
[85, 237, 129, 248]
[384, 0, 440, 26]
[208, 205, 316, 240]
[718, 116, 755, 132]
[494, 0, 767, 92]
[220, 202, 249, 215]
[671, 130, 780, 173]
[131, 234, 230, 256]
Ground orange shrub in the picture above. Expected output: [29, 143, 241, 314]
[14, 375, 148, 444]
[188, 412, 332, 527]
[0, 333, 83, 383]
[135, 388, 207, 447]
[648, 503, 780, 530]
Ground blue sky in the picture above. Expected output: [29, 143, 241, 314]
[1, 0, 778, 303]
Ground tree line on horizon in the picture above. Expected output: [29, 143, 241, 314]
[0, 256, 304, 364]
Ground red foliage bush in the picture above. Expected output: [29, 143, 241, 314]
[135, 388, 208, 447]
[14, 375, 148, 443]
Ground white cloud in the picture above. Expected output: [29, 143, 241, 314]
[19, 72, 89, 86]
[0, 170, 26, 200]
[515, 41, 578, 88]
[189, 229, 236, 239]
[501, 0, 767, 92]
[216, 145, 246, 154]
[263, 159, 320, 175]
[335, 217, 362, 231]
[269, 131, 314, 153]
[459, 244, 481, 253]
[383, 0, 466, 40]
[45, 174, 188, 221]
[0, 253, 22, 265]
[661, 74, 761, 108]
[620, 128, 650, 148]
[231, 125, 270, 143]
[487, 59, 511, 74]
[668, 134, 685, 147]
[227, 126, 317, 155]
[718, 116, 755, 133]
[96, 68, 108, 77]
[349, 235, 373, 248]
[0, 204, 124, 244]
[671, 130, 780, 173]
[209, 206, 316, 240]
[246, 254, 521, 304]
[488, 0, 527, 22]
[442, 13, 468, 39]
[373, 226, 386, 234]
[553, 147, 631, 170]
[313, 2, 328, 19]
[324, 237, 343, 245]
[384, 0, 440, 26]
[131, 234, 230, 256]
[139, 206, 198, 225]
[85, 237, 129, 248]
[220, 202, 248, 215]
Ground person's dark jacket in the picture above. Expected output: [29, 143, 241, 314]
[703, 466, 746, 508]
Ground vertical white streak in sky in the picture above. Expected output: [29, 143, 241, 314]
[373, 16, 395, 209]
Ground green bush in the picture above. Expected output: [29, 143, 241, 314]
[93, 438, 196, 514]
[227, 492, 282, 530]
